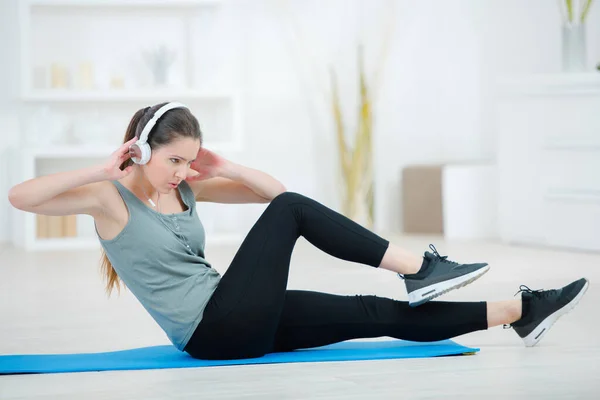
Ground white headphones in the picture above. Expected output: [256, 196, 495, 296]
[129, 102, 188, 165]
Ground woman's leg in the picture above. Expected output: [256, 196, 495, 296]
[274, 292, 522, 352]
[184, 192, 488, 359]
[487, 299, 522, 327]
[185, 192, 394, 359]
[272, 291, 480, 351]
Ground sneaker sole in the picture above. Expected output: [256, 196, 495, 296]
[408, 265, 491, 307]
[521, 279, 589, 347]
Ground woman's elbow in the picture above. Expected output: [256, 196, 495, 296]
[7, 186, 22, 210]
[275, 184, 287, 197]
[267, 185, 287, 202]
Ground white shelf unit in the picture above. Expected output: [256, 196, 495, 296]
[18, 0, 222, 94]
[13, 0, 248, 251]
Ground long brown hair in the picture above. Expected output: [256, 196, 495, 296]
[100, 102, 202, 296]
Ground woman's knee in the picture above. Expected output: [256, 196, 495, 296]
[268, 191, 306, 208]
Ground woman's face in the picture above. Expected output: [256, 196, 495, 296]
[144, 136, 201, 193]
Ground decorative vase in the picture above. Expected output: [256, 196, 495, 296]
[562, 23, 587, 72]
[559, 0, 594, 72]
[143, 45, 176, 87]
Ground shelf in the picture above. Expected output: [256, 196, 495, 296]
[25, 146, 117, 159]
[27, 0, 221, 8]
[496, 73, 600, 96]
[31, 237, 101, 251]
[21, 89, 235, 103]
[23, 141, 243, 159]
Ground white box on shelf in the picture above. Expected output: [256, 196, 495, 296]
[402, 163, 497, 240]
[442, 164, 498, 240]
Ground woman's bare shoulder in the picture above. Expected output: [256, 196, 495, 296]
[94, 180, 130, 241]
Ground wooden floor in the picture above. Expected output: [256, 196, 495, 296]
[1, 234, 599, 399]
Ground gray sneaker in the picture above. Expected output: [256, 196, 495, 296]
[506, 278, 589, 347]
[399, 244, 490, 307]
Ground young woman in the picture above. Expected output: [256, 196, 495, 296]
[8, 102, 589, 360]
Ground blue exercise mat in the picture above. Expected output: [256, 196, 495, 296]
[0, 339, 478, 375]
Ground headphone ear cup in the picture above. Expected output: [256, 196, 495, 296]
[129, 143, 142, 165]
[129, 142, 151, 165]
[138, 142, 152, 165]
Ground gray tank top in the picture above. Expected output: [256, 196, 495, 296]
[95, 180, 221, 351]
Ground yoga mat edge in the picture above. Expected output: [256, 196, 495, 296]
[0, 339, 479, 375]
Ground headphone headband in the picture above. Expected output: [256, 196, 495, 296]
[138, 102, 188, 144]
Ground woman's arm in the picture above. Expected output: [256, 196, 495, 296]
[8, 138, 136, 217]
[192, 160, 287, 204]
[219, 161, 287, 201]
[8, 165, 108, 216]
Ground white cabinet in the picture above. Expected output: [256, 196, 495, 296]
[496, 73, 600, 252]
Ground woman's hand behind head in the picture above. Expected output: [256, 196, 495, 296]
[100, 137, 138, 181]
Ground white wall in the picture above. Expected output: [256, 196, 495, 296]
[255, 0, 600, 233]
[2, 0, 600, 244]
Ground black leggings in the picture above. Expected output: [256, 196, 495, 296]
[184, 192, 488, 360]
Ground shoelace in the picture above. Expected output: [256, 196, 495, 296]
[514, 285, 557, 299]
[429, 244, 458, 265]
[397, 244, 455, 280]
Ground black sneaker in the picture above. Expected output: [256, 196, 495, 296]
[399, 244, 490, 307]
[507, 278, 589, 347]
